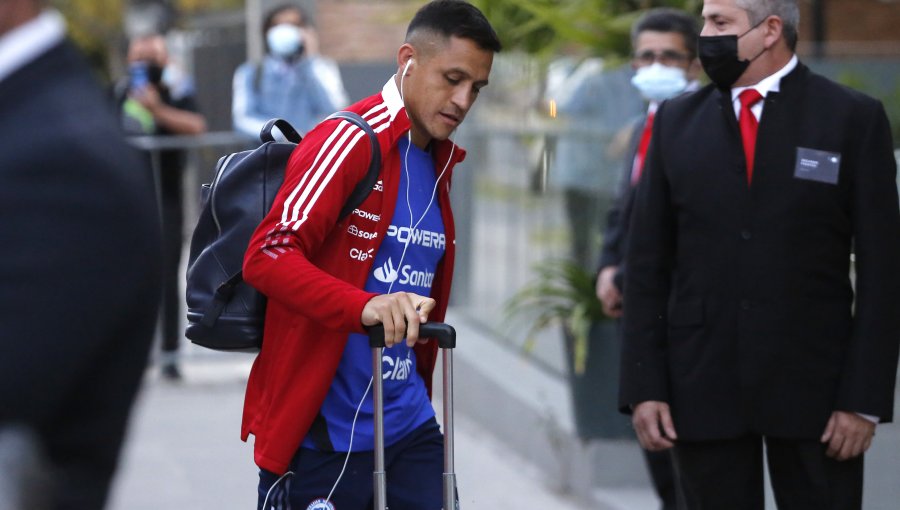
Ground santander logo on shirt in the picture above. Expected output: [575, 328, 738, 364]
[373, 257, 435, 288]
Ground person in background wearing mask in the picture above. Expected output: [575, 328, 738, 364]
[542, 49, 644, 270]
[620, 0, 900, 508]
[594, 8, 700, 510]
[232, 3, 348, 138]
[117, 32, 208, 381]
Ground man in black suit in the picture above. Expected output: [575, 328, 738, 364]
[620, 0, 900, 509]
[0, 1, 162, 508]
[596, 9, 700, 510]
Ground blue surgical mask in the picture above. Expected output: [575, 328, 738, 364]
[631, 63, 688, 102]
[266, 24, 305, 58]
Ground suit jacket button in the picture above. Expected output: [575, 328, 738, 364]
[741, 229, 752, 240]
[741, 299, 751, 310]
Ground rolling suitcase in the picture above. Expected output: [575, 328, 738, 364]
[368, 322, 458, 510]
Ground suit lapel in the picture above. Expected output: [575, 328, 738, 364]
[751, 64, 809, 192]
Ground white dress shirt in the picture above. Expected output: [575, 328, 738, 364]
[0, 9, 65, 85]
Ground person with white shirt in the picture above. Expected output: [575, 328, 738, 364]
[232, 3, 348, 138]
[619, 1, 900, 508]
[0, 2, 162, 508]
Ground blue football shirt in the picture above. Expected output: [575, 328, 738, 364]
[303, 137, 446, 452]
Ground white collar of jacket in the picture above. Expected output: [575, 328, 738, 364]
[0, 9, 65, 84]
[381, 75, 406, 123]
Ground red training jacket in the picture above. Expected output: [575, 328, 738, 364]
[241, 77, 465, 475]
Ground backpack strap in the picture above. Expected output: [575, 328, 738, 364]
[260, 118, 302, 144]
[326, 111, 382, 220]
[201, 270, 245, 328]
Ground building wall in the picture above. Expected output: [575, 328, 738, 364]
[799, 0, 900, 56]
[316, 0, 420, 62]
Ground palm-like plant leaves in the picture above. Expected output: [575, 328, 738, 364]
[504, 259, 609, 374]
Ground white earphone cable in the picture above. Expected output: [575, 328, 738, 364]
[320, 60, 455, 505]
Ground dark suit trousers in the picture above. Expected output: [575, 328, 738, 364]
[644, 449, 685, 510]
[672, 435, 863, 510]
[160, 182, 184, 353]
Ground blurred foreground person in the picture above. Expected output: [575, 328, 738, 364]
[0, 1, 162, 509]
[620, 0, 900, 509]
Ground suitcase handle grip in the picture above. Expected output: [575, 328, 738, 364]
[367, 323, 456, 349]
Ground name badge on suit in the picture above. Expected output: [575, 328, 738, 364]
[794, 146, 841, 185]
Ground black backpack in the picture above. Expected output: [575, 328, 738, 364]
[185, 112, 381, 352]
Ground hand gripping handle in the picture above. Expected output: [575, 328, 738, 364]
[367, 323, 456, 349]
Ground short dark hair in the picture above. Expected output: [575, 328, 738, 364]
[631, 8, 700, 60]
[406, 0, 502, 53]
[263, 3, 309, 34]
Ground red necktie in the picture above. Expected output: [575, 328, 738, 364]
[738, 89, 763, 185]
[631, 111, 655, 186]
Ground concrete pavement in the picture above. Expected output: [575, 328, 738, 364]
[106, 350, 593, 510]
[106, 310, 900, 509]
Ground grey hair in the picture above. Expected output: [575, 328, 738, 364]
[736, 0, 799, 51]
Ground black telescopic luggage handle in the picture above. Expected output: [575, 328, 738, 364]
[367, 322, 456, 349]
[367, 322, 458, 510]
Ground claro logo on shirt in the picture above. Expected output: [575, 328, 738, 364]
[383, 355, 413, 380]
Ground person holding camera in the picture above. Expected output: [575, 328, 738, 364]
[232, 3, 348, 138]
[117, 32, 208, 381]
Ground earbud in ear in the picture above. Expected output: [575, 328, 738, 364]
[403, 58, 414, 76]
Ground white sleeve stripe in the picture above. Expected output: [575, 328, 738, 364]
[272, 103, 386, 232]
[286, 122, 361, 229]
[278, 120, 352, 225]
[362, 103, 388, 119]
[292, 128, 368, 231]
[290, 121, 362, 226]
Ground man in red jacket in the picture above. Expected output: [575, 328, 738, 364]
[241, 2, 500, 509]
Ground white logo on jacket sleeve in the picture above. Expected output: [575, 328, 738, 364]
[347, 224, 378, 240]
[353, 208, 380, 222]
[350, 248, 374, 261]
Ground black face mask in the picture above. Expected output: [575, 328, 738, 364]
[698, 21, 766, 88]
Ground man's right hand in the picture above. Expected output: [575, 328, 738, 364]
[633, 400, 678, 451]
[361, 292, 436, 348]
[596, 266, 623, 318]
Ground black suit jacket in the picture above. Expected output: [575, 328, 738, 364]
[0, 41, 162, 508]
[620, 62, 900, 441]
[598, 116, 646, 291]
